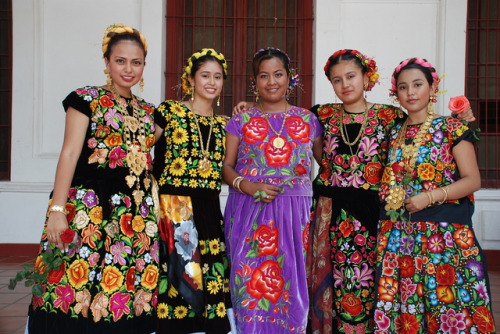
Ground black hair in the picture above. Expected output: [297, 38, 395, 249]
[252, 48, 291, 78]
[325, 50, 366, 80]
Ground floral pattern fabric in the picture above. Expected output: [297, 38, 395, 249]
[154, 100, 231, 334]
[224, 106, 322, 333]
[374, 117, 496, 333]
[154, 100, 226, 192]
[307, 103, 404, 334]
[28, 87, 158, 334]
[313, 103, 403, 191]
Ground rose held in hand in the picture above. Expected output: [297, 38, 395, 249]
[60, 228, 76, 243]
[448, 95, 470, 114]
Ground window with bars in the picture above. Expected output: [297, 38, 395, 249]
[0, 0, 12, 180]
[165, 0, 314, 116]
[466, 0, 500, 188]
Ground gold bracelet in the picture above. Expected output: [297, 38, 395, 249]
[49, 204, 68, 215]
[436, 186, 449, 205]
[425, 191, 433, 207]
[232, 176, 245, 193]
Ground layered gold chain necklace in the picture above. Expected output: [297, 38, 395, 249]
[339, 101, 369, 169]
[384, 109, 434, 212]
[108, 84, 149, 205]
[260, 101, 289, 149]
[189, 102, 214, 173]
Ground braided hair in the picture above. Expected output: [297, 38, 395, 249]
[102, 24, 148, 59]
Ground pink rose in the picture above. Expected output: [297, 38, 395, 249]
[448, 95, 470, 114]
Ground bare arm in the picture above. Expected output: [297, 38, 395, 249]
[47, 107, 89, 250]
[222, 132, 279, 203]
[405, 140, 480, 213]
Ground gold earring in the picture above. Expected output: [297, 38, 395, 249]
[191, 86, 195, 101]
[364, 83, 368, 99]
[140, 78, 144, 92]
[255, 90, 259, 103]
[106, 71, 112, 88]
[427, 98, 435, 115]
[217, 95, 221, 107]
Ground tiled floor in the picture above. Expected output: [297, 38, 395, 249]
[1, 256, 499, 333]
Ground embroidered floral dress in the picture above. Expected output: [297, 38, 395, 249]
[374, 117, 496, 334]
[153, 100, 232, 334]
[306, 103, 404, 334]
[28, 86, 159, 334]
[224, 106, 322, 333]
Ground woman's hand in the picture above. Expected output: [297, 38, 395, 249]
[454, 107, 476, 122]
[46, 212, 70, 251]
[404, 192, 429, 214]
[232, 101, 251, 116]
[241, 181, 280, 203]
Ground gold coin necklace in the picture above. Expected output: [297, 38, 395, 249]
[108, 84, 149, 206]
[340, 101, 369, 169]
[384, 109, 434, 212]
[190, 102, 214, 173]
[261, 101, 289, 149]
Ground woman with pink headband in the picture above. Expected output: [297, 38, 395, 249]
[374, 58, 495, 333]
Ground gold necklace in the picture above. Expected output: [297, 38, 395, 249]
[385, 110, 434, 212]
[340, 101, 368, 169]
[189, 102, 214, 173]
[260, 101, 289, 149]
[108, 84, 149, 206]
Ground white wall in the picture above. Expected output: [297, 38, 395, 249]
[2, 0, 500, 249]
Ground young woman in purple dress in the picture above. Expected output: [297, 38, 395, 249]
[222, 47, 322, 333]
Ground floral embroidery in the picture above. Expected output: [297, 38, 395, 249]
[313, 103, 402, 191]
[156, 101, 226, 190]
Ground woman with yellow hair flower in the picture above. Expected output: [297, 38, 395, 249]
[153, 48, 234, 333]
[26, 24, 158, 334]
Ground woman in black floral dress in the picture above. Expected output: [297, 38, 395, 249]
[27, 24, 158, 334]
[154, 48, 233, 334]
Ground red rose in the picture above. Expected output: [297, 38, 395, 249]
[47, 261, 65, 285]
[264, 140, 292, 167]
[286, 116, 310, 143]
[243, 117, 269, 144]
[252, 225, 279, 256]
[246, 260, 285, 304]
[363, 162, 383, 185]
[295, 164, 307, 176]
[317, 105, 334, 119]
[400, 255, 415, 278]
[60, 228, 76, 243]
[378, 107, 398, 124]
[340, 292, 363, 316]
[448, 95, 470, 114]
[435, 263, 455, 286]
[99, 95, 114, 108]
